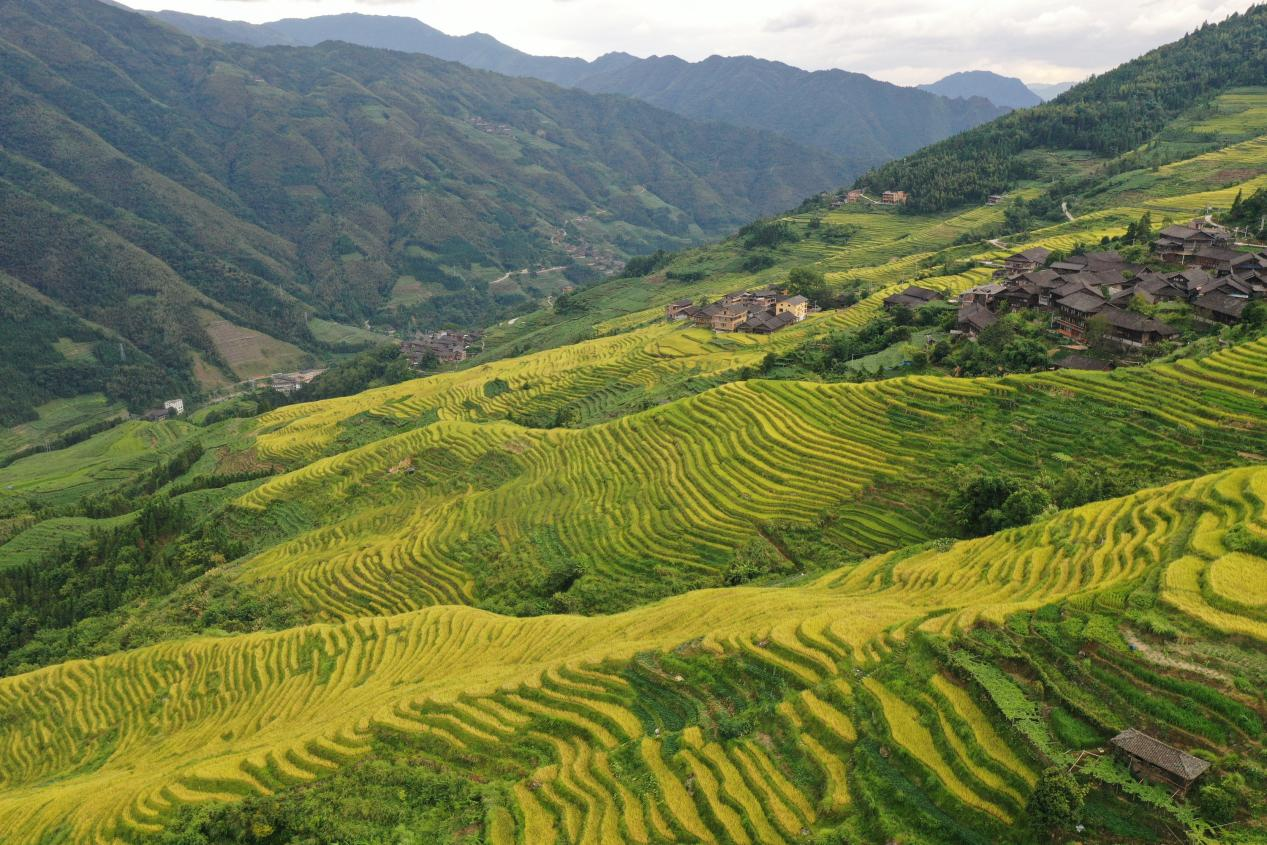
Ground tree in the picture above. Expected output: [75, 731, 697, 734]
[787, 267, 831, 308]
[1084, 313, 1113, 353]
[1026, 767, 1089, 838]
[1243, 300, 1267, 330]
[1004, 198, 1031, 233]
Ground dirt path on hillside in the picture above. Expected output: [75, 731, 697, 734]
[1062, 201, 1075, 222]
[1123, 631, 1229, 682]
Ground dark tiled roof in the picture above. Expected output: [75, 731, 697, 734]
[956, 302, 997, 331]
[1195, 292, 1248, 318]
[896, 285, 943, 302]
[1100, 308, 1177, 335]
[1051, 261, 1085, 273]
[1111, 729, 1210, 781]
[1017, 269, 1062, 287]
[1008, 247, 1052, 263]
[741, 310, 796, 331]
[1193, 246, 1243, 263]
[1058, 291, 1108, 314]
[1167, 268, 1213, 288]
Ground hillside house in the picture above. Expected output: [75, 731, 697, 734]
[986, 194, 1006, 205]
[740, 310, 797, 334]
[142, 407, 171, 422]
[163, 398, 185, 416]
[1054, 290, 1107, 338]
[1059, 250, 1142, 276]
[1003, 247, 1052, 276]
[999, 280, 1042, 309]
[1155, 222, 1231, 262]
[1110, 729, 1210, 798]
[846, 189, 865, 203]
[665, 299, 695, 320]
[1132, 274, 1186, 304]
[883, 285, 943, 311]
[1013, 269, 1065, 306]
[960, 282, 1008, 308]
[271, 368, 326, 395]
[710, 306, 749, 332]
[1100, 309, 1178, 347]
[955, 302, 998, 339]
[1193, 291, 1248, 325]
[1188, 245, 1245, 271]
[881, 190, 908, 205]
[775, 294, 810, 321]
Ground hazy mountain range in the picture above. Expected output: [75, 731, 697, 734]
[147, 10, 1010, 171]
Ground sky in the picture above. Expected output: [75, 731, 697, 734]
[122, 0, 1257, 86]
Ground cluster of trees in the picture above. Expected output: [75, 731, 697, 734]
[857, 7, 1267, 211]
[1225, 188, 1267, 236]
[619, 249, 675, 278]
[0, 497, 247, 673]
[926, 313, 1051, 376]
[738, 219, 801, 250]
[948, 461, 1147, 538]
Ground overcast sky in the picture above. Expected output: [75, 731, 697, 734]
[123, 0, 1255, 85]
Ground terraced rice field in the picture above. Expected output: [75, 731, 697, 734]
[3, 462, 1263, 843]
[0, 420, 195, 507]
[228, 334, 1267, 622]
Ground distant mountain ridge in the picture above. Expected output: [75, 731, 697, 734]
[1027, 81, 1077, 101]
[147, 9, 1008, 172]
[918, 70, 1042, 109]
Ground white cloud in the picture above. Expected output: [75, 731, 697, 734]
[121, 0, 1257, 85]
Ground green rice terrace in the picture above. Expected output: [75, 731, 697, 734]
[3, 52, 1267, 845]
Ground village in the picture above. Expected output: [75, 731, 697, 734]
[665, 288, 811, 333]
[879, 218, 1267, 357]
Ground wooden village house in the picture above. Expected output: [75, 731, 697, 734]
[1110, 729, 1210, 798]
[883, 285, 944, 311]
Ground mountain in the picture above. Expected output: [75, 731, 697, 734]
[918, 70, 1041, 109]
[0, 0, 841, 421]
[1027, 80, 1076, 101]
[147, 10, 1008, 171]
[151, 10, 641, 85]
[572, 55, 1007, 169]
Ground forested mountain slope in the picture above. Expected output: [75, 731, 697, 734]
[860, 5, 1267, 211]
[149, 9, 1008, 173]
[0, 0, 839, 420]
